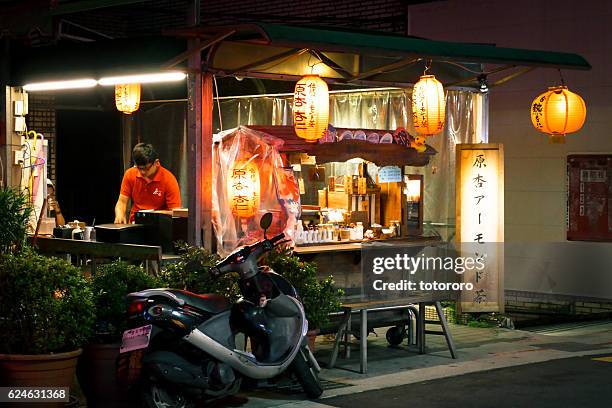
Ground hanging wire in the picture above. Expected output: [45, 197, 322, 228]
[213, 74, 223, 132]
[423, 59, 432, 75]
[558, 69, 566, 87]
[307, 51, 324, 74]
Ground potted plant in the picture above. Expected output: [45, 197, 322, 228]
[77, 260, 163, 407]
[266, 246, 343, 350]
[0, 187, 94, 405]
[160, 241, 241, 301]
[0, 248, 95, 404]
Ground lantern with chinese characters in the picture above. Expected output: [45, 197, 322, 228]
[228, 160, 260, 218]
[530, 86, 586, 144]
[411, 75, 446, 136]
[115, 83, 141, 114]
[293, 75, 329, 142]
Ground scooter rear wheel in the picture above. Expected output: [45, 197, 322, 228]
[291, 346, 323, 399]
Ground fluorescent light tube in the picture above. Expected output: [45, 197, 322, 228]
[98, 72, 186, 85]
[23, 79, 97, 91]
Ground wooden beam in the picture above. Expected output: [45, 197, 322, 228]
[349, 57, 420, 82]
[187, 38, 202, 246]
[201, 73, 214, 252]
[230, 48, 307, 74]
[309, 50, 353, 79]
[161, 30, 236, 70]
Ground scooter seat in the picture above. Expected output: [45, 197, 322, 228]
[168, 290, 231, 314]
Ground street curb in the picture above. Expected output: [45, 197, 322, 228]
[316, 346, 612, 400]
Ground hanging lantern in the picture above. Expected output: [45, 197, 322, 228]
[228, 160, 260, 218]
[531, 86, 586, 144]
[115, 83, 141, 114]
[293, 75, 329, 142]
[411, 75, 446, 136]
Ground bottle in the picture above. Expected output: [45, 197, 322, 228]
[355, 222, 364, 240]
[295, 220, 304, 244]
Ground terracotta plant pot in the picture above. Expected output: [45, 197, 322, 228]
[0, 349, 82, 408]
[76, 342, 130, 408]
[307, 328, 320, 352]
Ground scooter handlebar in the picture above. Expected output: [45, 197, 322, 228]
[210, 232, 286, 277]
[269, 232, 285, 245]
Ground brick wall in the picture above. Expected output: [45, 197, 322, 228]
[505, 290, 612, 317]
[67, 1, 408, 41]
[25, 94, 56, 182]
[200, 0, 408, 33]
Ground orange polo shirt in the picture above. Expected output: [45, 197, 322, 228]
[120, 165, 181, 222]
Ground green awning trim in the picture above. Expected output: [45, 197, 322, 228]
[253, 23, 591, 70]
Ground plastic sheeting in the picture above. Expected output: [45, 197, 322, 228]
[212, 126, 300, 256]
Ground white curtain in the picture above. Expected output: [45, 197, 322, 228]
[215, 88, 487, 238]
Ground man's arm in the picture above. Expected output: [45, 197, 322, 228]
[165, 172, 182, 210]
[114, 194, 130, 224]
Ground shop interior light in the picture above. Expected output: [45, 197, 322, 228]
[406, 179, 422, 202]
[23, 79, 97, 91]
[98, 72, 186, 85]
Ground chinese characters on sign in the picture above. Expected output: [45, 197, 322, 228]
[293, 75, 329, 142]
[228, 160, 260, 218]
[457, 144, 504, 313]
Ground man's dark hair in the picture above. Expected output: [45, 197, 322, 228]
[132, 143, 159, 166]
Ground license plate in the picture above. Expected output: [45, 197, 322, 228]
[120, 324, 152, 353]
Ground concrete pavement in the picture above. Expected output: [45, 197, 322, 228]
[227, 319, 612, 407]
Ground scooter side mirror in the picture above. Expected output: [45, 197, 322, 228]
[260, 212, 273, 236]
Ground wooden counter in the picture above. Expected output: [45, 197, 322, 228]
[292, 236, 442, 254]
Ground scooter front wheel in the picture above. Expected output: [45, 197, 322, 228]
[291, 346, 323, 399]
[141, 381, 194, 408]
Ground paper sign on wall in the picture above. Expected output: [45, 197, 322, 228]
[378, 166, 402, 183]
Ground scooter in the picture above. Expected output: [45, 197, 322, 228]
[117, 213, 323, 407]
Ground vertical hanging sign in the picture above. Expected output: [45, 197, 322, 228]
[456, 144, 504, 313]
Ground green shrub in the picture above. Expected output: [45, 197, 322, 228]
[92, 260, 164, 342]
[0, 248, 95, 354]
[160, 242, 240, 302]
[0, 187, 33, 253]
[266, 246, 343, 329]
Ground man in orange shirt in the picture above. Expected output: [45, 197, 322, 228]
[114, 143, 181, 224]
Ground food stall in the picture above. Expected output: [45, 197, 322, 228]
[9, 22, 591, 372]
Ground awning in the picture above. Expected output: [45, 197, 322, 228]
[10, 22, 590, 90]
[185, 23, 591, 89]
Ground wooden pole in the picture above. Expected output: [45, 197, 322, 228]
[201, 73, 214, 251]
[186, 0, 202, 246]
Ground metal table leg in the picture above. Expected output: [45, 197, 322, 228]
[345, 311, 351, 358]
[360, 308, 367, 374]
[418, 302, 426, 354]
[328, 308, 350, 369]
